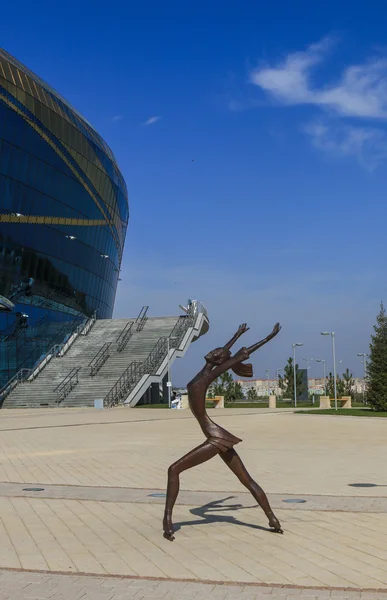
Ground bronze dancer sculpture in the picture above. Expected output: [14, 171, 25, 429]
[163, 322, 283, 541]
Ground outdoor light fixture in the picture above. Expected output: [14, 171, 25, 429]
[292, 343, 303, 407]
[321, 332, 337, 410]
[302, 357, 313, 398]
[316, 359, 327, 394]
[357, 353, 368, 403]
[276, 368, 282, 398]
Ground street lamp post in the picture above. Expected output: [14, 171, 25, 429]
[167, 337, 172, 408]
[265, 369, 270, 398]
[292, 343, 303, 407]
[316, 359, 327, 395]
[357, 353, 368, 404]
[276, 368, 282, 398]
[166, 336, 178, 408]
[321, 332, 337, 411]
[302, 357, 313, 399]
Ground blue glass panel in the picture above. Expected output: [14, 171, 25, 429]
[0, 52, 129, 383]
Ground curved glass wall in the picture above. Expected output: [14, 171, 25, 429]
[0, 49, 129, 385]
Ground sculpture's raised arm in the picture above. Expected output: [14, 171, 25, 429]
[210, 323, 281, 381]
[224, 323, 250, 351]
[246, 323, 281, 355]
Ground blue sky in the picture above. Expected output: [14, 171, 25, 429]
[2, 0, 387, 383]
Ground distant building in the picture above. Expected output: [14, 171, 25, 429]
[236, 377, 366, 397]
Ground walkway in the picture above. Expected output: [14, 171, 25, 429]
[0, 407, 386, 598]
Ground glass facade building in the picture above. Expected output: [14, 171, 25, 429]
[0, 49, 129, 385]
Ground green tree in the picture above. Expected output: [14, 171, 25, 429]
[342, 368, 354, 398]
[225, 381, 244, 402]
[278, 357, 306, 402]
[326, 373, 334, 398]
[247, 387, 259, 401]
[337, 375, 345, 397]
[367, 302, 387, 411]
[326, 372, 344, 398]
[209, 372, 233, 397]
[208, 372, 243, 402]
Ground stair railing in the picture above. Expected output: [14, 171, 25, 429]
[89, 342, 111, 376]
[104, 300, 208, 408]
[114, 306, 149, 353]
[104, 361, 143, 407]
[135, 305, 149, 331]
[58, 309, 97, 357]
[0, 308, 99, 407]
[80, 309, 98, 336]
[0, 368, 33, 407]
[54, 367, 81, 403]
[116, 322, 134, 352]
[104, 335, 170, 408]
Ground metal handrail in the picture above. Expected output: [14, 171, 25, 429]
[80, 309, 98, 336]
[0, 368, 33, 406]
[0, 310, 96, 404]
[57, 310, 97, 357]
[104, 361, 143, 407]
[135, 305, 149, 331]
[54, 367, 81, 403]
[114, 306, 148, 353]
[104, 335, 169, 408]
[104, 302, 203, 408]
[89, 342, 111, 376]
[116, 322, 134, 352]
[0, 322, 79, 402]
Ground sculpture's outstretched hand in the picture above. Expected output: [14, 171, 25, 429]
[224, 323, 250, 351]
[246, 322, 282, 356]
[237, 323, 250, 336]
[270, 323, 281, 338]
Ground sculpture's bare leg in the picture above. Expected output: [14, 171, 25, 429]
[220, 448, 283, 533]
[163, 441, 219, 541]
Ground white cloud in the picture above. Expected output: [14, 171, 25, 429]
[251, 38, 332, 105]
[250, 38, 387, 119]
[111, 115, 123, 122]
[143, 116, 161, 126]
[304, 120, 387, 170]
[249, 38, 387, 168]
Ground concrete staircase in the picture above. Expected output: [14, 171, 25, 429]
[0, 318, 82, 387]
[3, 316, 179, 408]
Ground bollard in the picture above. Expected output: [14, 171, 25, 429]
[269, 395, 276, 409]
[213, 396, 225, 408]
[180, 394, 189, 409]
[94, 398, 104, 409]
[319, 396, 331, 409]
[341, 396, 352, 408]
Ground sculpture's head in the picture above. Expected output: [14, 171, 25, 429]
[205, 346, 231, 366]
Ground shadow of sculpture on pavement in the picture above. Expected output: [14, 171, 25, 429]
[172, 496, 275, 535]
[163, 322, 283, 541]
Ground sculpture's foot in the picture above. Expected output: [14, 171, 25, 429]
[268, 511, 283, 534]
[163, 515, 175, 541]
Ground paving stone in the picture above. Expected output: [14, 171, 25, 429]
[0, 409, 387, 599]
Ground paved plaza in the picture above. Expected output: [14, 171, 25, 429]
[0, 407, 386, 599]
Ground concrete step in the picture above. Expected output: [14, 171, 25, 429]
[3, 316, 180, 408]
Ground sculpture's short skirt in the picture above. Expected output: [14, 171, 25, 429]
[207, 433, 243, 453]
